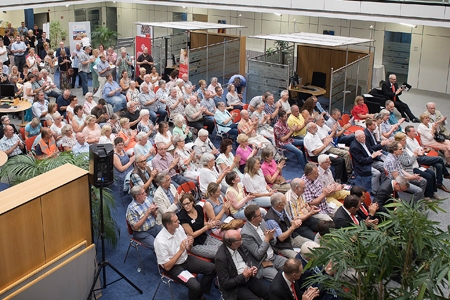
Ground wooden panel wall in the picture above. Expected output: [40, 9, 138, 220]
[41, 176, 92, 261]
[296, 45, 370, 98]
[0, 199, 46, 289]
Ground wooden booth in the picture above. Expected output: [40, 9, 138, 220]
[0, 164, 95, 300]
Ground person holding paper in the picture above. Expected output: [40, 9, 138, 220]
[381, 74, 419, 123]
[154, 212, 216, 300]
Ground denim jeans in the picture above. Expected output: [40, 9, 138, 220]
[79, 71, 89, 95]
[149, 107, 167, 123]
[106, 94, 127, 112]
[282, 140, 306, 169]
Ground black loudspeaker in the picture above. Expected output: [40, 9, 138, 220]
[89, 144, 114, 187]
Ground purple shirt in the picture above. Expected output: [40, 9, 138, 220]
[151, 153, 176, 177]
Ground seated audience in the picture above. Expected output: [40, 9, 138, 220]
[152, 142, 190, 187]
[274, 110, 307, 169]
[236, 133, 259, 173]
[385, 100, 406, 133]
[264, 93, 281, 125]
[0, 116, 19, 140]
[0, 125, 25, 158]
[241, 204, 288, 281]
[138, 83, 167, 124]
[317, 154, 349, 208]
[118, 117, 137, 156]
[133, 132, 155, 166]
[91, 98, 110, 125]
[301, 163, 335, 216]
[193, 129, 219, 159]
[130, 154, 158, 195]
[82, 115, 102, 145]
[102, 74, 126, 112]
[50, 112, 66, 147]
[287, 105, 310, 142]
[204, 182, 231, 224]
[373, 175, 410, 212]
[123, 101, 141, 130]
[265, 192, 310, 258]
[172, 113, 192, 142]
[216, 138, 243, 179]
[155, 121, 173, 152]
[226, 171, 264, 220]
[225, 83, 244, 110]
[166, 87, 185, 116]
[260, 147, 290, 193]
[60, 124, 76, 152]
[136, 109, 156, 139]
[25, 117, 42, 139]
[179, 193, 222, 260]
[350, 185, 381, 225]
[173, 135, 199, 181]
[252, 103, 275, 142]
[185, 95, 214, 135]
[71, 105, 87, 133]
[35, 127, 58, 159]
[243, 157, 277, 207]
[333, 195, 378, 229]
[155, 212, 216, 300]
[351, 95, 373, 127]
[32, 91, 49, 124]
[384, 140, 426, 202]
[199, 90, 216, 122]
[153, 171, 181, 222]
[380, 109, 400, 140]
[126, 185, 162, 251]
[83, 92, 97, 115]
[99, 124, 115, 144]
[215, 101, 238, 142]
[199, 153, 230, 195]
[113, 137, 135, 194]
[425, 102, 449, 139]
[418, 112, 450, 166]
[215, 229, 269, 300]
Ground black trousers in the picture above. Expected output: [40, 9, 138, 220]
[394, 99, 416, 120]
[71, 67, 82, 88]
[188, 118, 214, 134]
[14, 55, 26, 72]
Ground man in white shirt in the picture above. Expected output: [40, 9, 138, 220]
[72, 133, 90, 154]
[154, 212, 216, 300]
[40, 69, 61, 99]
[32, 91, 49, 122]
[304, 122, 346, 182]
[317, 154, 349, 208]
[325, 108, 355, 146]
[425, 102, 450, 139]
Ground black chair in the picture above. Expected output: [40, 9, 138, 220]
[311, 72, 326, 88]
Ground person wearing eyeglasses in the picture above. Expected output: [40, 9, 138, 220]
[126, 185, 162, 250]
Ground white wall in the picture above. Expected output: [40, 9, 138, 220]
[11, 3, 450, 94]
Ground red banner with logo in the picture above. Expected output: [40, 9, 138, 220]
[178, 48, 189, 78]
[135, 35, 152, 77]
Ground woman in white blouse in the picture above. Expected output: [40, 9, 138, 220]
[99, 124, 116, 144]
[225, 84, 244, 110]
[50, 112, 66, 147]
[216, 138, 242, 179]
[198, 153, 230, 196]
[417, 112, 450, 166]
[173, 134, 199, 181]
[83, 93, 97, 115]
[155, 121, 174, 152]
[242, 157, 276, 207]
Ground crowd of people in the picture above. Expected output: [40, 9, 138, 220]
[2, 25, 450, 299]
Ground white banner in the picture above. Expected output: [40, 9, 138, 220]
[68, 22, 91, 52]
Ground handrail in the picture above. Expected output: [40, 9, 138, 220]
[332, 54, 371, 74]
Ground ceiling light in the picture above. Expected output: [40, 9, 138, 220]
[274, 13, 281, 16]
[400, 23, 417, 28]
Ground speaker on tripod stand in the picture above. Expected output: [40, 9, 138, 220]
[87, 144, 142, 299]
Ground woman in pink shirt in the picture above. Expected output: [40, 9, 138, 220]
[235, 134, 258, 173]
[260, 147, 290, 193]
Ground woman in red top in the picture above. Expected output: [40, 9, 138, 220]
[351, 96, 374, 127]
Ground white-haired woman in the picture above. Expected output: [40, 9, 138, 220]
[166, 87, 185, 116]
[173, 134, 199, 181]
[199, 153, 231, 196]
[252, 103, 275, 143]
[136, 109, 156, 139]
[60, 124, 77, 151]
[83, 93, 97, 115]
[172, 113, 193, 143]
[50, 112, 66, 147]
[175, 78, 185, 99]
[134, 131, 156, 167]
[126, 81, 140, 106]
[99, 124, 115, 144]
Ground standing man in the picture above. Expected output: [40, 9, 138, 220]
[96, 54, 112, 95]
[18, 22, 28, 36]
[36, 32, 50, 59]
[381, 74, 419, 123]
[241, 204, 288, 281]
[33, 24, 43, 40]
[11, 36, 27, 72]
[56, 41, 70, 58]
[78, 46, 91, 96]
[126, 185, 162, 250]
[155, 212, 216, 300]
[71, 43, 83, 89]
[215, 229, 269, 300]
[136, 47, 154, 74]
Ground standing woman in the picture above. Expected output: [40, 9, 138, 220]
[23, 74, 36, 122]
[26, 48, 40, 72]
[58, 49, 72, 90]
[90, 49, 100, 94]
[112, 136, 135, 195]
[0, 39, 8, 67]
[43, 49, 57, 82]
[178, 193, 222, 260]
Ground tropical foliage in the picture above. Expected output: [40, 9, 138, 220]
[305, 199, 450, 300]
[0, 152, 120, 247]
[90, 25, 119, 49]
[49, 21, 68, 49]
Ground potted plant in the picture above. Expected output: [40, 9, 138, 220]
[305, 199, 450, 300]
[49, 20, 68, 49]
[0, 152, 120, 247]
[90, 25, 119, 49]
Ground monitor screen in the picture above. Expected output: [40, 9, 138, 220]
[0, 84, 15, 98]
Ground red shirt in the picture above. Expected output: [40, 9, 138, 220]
[352, 104, 368, 120]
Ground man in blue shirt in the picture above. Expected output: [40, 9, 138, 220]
[10, 36, 27, 72]
[228, 74, 246, 96]
[72, 133, 90, 154]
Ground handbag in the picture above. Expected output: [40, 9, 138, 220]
[434, 131, 446, 143]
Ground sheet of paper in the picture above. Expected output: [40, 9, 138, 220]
[223, 216, 234, 224]
[178, 270, 195, 283]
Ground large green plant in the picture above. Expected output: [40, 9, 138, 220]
[305, 200, 450, 300]
[0, 152, 120, 247]
[90, 25, 119, 49]
[49, 21, 68, 49]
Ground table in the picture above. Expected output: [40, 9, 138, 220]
[289, 85, 326, 97]
[0, 151, 7, 166]
[0, 100, 32, 126]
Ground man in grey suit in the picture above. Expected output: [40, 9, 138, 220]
[153, 171, 181, 224]
[241, 204, 287, 281]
